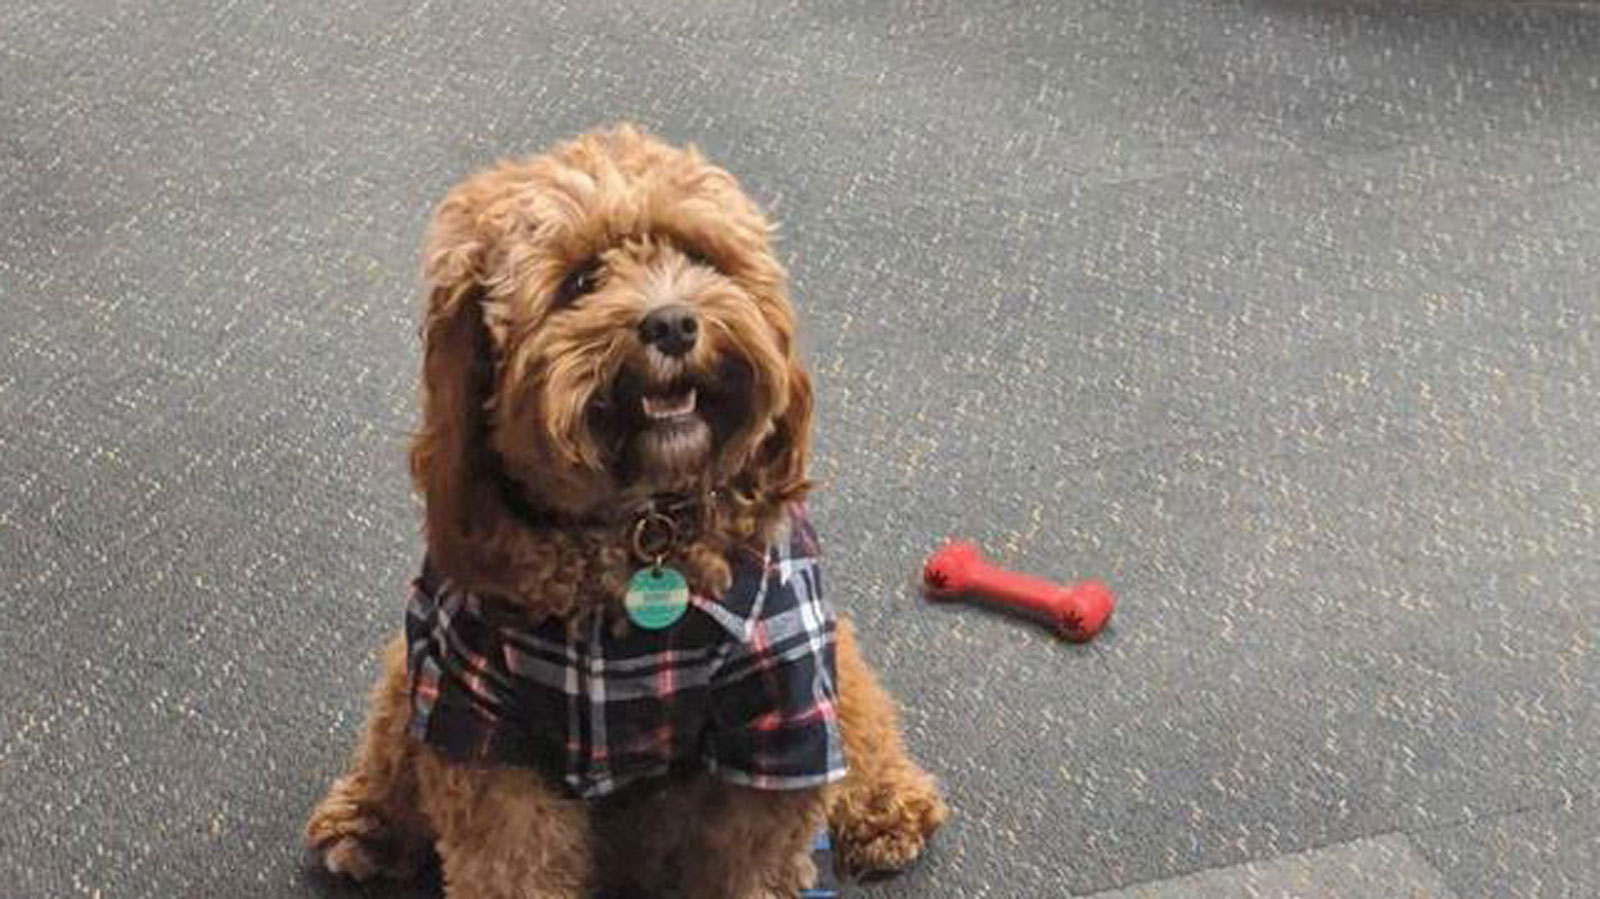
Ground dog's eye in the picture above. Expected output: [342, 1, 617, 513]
[555, 259, 603, 307]
[682, 246, 716, 271]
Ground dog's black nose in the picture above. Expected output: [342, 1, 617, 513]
[639, 304, 699, 356]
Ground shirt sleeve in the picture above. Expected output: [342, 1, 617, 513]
[406, 568, 533, 767]
[704, 523, 848, 790]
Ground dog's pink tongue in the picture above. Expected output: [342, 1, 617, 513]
[642, 388, 697, 419]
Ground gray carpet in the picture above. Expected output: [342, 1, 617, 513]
[3, 1, 1598, 897]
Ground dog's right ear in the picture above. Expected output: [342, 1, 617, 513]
[408, 191, 512, 583]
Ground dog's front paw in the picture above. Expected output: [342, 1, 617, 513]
[830, 769, 948, 877]
[305, 776, 415, 881]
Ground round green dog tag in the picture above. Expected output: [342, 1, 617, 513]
[625, 566, 689, 630]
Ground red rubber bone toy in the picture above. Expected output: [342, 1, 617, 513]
[923, 541, 1116, 642]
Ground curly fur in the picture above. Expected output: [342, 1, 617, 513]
[306, 126, 945, 898]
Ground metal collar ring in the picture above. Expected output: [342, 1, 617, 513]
[632, 511, 679, 564]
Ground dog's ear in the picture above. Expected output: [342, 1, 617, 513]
[408, 191, 513, 583]
[752, 355, 813, 505]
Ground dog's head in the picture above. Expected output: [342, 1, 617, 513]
[411, 126, 811, 583]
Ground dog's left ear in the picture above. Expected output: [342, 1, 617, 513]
[752, 355, 813, 505]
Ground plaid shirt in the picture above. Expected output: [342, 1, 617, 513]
[405, 505, 847, 799]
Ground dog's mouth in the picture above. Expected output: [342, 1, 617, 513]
[591, 359, 754, 485]
[641, 387, 698, 421]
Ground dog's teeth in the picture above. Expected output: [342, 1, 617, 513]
[642, 388, 697, 419]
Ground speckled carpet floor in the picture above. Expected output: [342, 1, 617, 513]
[3, 2, 1598, 897]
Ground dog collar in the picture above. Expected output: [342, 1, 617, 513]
[493, 463, 727, 555]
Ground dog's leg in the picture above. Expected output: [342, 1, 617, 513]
[305, 634, 430, 880]
[680, 785, 824, 899]
[305, 634, 429, 879]
[415, 749, 590, 899]
[826, 617, 949, 876]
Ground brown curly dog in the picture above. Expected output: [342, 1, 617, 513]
[305, 126, 946, 899]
